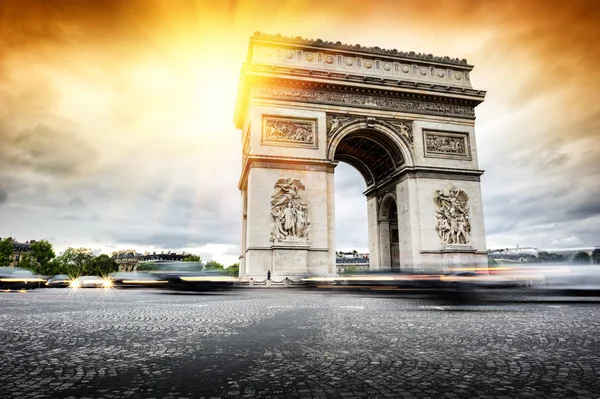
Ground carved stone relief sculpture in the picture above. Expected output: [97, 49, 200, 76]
[326, 114, 357, 137]
[326, 114, 413, 147]
[263, 117, 316, 146]
[385, 119, 413, 146]
[434, 184, 471, 245]
[270, 178, 310, 243]
[424, 131, 469, 158]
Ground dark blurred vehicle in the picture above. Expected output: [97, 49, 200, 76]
[0, 268, 45, 290]
[70, 276, 112, 288]
[46, 274, 71, 288]
[441, 271, 519, 290]
[302, 272, 444, 292]
[109, 272, 168, 288]
[158, 270, 237, 291]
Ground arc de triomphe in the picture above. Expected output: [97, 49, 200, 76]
[234, 33, 487, 279]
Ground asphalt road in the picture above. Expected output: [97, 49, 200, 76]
[1, 288, 600, 398]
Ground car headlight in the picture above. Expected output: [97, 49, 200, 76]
[69, 282, 80, 288]
[102, 280, 113, 288]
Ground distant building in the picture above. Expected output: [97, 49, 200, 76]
[336, 252, 369, 274]
[139, 251, 188, 262]
[0, 238, 34, 267]
[112, 250, 143, 272]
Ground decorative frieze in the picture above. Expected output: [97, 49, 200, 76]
[253, 86, 475, 119]
[434, 184, 471, 246]
[270, 178, 310, 243]
[242, 130, 250, 155]
[423, 130, 470, 159]
[262, 116, 317, 148]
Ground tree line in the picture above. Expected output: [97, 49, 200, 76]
[0, 238, 118, 277]
[138, 256, 239, 277]
[0, 237, 240, 277]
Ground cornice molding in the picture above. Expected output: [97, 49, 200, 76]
[251, 32, 471, 66]
[238, 155, 336, 189]
[364, 166, 484, 197]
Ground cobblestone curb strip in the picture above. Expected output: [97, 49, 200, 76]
[1, 289, 599, 398]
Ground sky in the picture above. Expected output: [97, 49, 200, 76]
[1, 0, 599, 265]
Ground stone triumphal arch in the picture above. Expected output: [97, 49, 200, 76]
[234, 33, 488, 279]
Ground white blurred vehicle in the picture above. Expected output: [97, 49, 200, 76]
[545, 265, 600, 292]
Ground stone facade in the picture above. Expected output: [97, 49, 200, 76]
[235, 33, 488, 279]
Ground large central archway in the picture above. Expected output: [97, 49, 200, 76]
[234, 33, 488, 279]
[331, 125, 410, 271]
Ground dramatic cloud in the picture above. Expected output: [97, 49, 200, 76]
[0, 0, 598, 264]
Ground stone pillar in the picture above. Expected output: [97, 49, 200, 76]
[396, 178, 418, 272]
[366, 196, 381, 270]
[239, 189, 247, 278]
[378, 220, 391, 270]
[326, 169, 336, 275]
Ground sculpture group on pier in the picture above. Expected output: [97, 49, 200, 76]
[270, 178, 310, 242]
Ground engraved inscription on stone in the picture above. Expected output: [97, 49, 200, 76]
[434, 184, 471, 245]
[263, 117, 316, 146]
[424, 131, 469, 158]
[270, 178, 309, 243]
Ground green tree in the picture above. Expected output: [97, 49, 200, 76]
[227, 263, 239, 277]
[30, 240, 55, 270]
[343, 265, 359, 275]
[204, 260, 224, 271]
[89, 254, 118, 277]
[572, 251, 591, 265]
[58, 248, 94, 278]
[182, 255, 202, 262]
[0, 238, 14, 266]
[488, 257, 499, 266]
[19, 252, 40, 272]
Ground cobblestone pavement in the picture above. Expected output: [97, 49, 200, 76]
[1, 288, 600, 398]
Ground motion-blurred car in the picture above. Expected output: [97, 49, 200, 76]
[70, 276, 112, 288]
[46, 274, 71, 288]
[109, 272, 168, 288]
[0, 268, 45, 290]
[158, 271, 237, 291]
[441, 271, 519, 290]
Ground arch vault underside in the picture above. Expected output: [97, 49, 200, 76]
[234, 33, 489, 278]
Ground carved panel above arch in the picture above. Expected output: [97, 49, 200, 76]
[326, 113, 413, 148]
